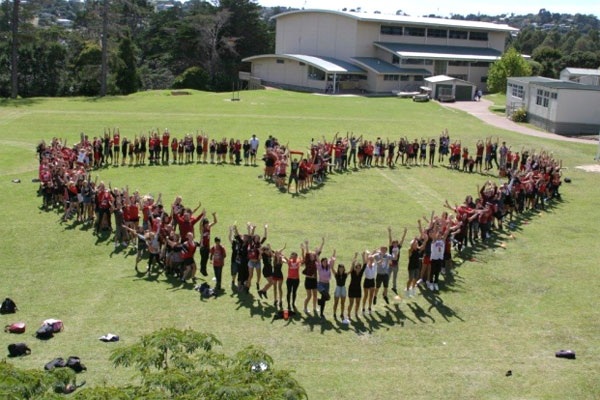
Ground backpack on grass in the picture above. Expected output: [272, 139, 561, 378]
[4, 322, 26, 334]
[43, 319, 64, 333]
[36, 324, 54, 340]
[8, 343, 31, 357]
[66, 356, 87, 373]
[1, 298, 17, 314]
[45, 357, 67, 371]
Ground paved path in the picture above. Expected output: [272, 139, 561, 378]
[441, 98, 596, 145]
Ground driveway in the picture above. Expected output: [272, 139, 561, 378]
[441, 98, 596, 145]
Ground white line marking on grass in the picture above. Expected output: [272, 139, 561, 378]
[26, 109, 404, 123]
[376, 169, 435, 210]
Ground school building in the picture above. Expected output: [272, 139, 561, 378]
[506, 76, 600, 135]
[241, 9, 518, 94]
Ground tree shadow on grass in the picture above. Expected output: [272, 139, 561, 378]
[0, 97, 42, 107]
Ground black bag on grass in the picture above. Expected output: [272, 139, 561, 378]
[8, 343, 31, 357]
[45, 358, 67, 371]
[1, 298, 17, 314]
[36, 324, 54, 340]
[66, 356, 87, 373]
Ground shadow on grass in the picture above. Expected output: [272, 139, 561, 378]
[0, 97, 42, 107]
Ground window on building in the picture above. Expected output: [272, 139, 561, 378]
[392, 55, 400, 65]
[400, 75, 409, 81]
[276, 59, 285, 64]
[424, 59, 433, 65]
[481, 76, 488, 83]
[449, 61, 469, 66]
[384, 75, 399, 81]
[511, 84, 524, 99]
[427, 28, 447, 38]
[413, 75, 424, 82]
[402, 59, 425, 65]
[381, 25, 403, 35]
[449, 74, 468, 80]
[551, 92, 557, 99]
[535, 88, 551, 107]
[299, 62, 305, 66]
[469, 31, 488, 41]
[405, 27, 425, 37]
[308, 66, 325, 81]
[449, 30, 468, 39]
[470, 61, 491, 67]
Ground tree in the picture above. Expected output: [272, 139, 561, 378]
[0, 329, 307, 399]
[532, 46, 562, 77]
[487, 47, 532, 93]
[173, 66, 209, 90]
[100, 0, 108, 96]
[115, 33, 138, 94]
[10, 0, 19, 98]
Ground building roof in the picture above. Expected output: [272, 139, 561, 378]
[425, 75, 477, 86]
[374, 42, 502, 62]
[241, 54, 366, 74]
[272, 9, 518, 32]
[351, 57, 431, 75]
[562, 68, 600, 76]
[509, 76, 600, 91]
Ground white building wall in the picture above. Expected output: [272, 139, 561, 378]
[251, 58, 326, 90]
[527, 83, 558, 121]
[275, 13, 358, 60]
[553, 89, 600, 124]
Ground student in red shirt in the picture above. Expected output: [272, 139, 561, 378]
[180, 232, 199, 282]
[161, 129, 170, 164]
[173, 201, 203, 239]
[199, 212, 218, 277]
[209, 237, 226, 291]
[95, 187, 114, 234]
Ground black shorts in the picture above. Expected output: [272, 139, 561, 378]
[375, 274, 389, 288]
[304, 277, 317, 290]
[288, 174, 298, 184]
[363, 278, 375, 289]
[183, 257, 195, 266]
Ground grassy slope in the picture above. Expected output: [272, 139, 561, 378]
[1, 91, 599, 399]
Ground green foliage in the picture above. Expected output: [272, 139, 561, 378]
[531, 46, 563, 78]
[103, 328, 306, 399]
[173, 66, 210, 91]
[511, 107, 527, 122]
[0, 359, 76, 399]
[487, 48, 532, 93]
[115, 35, 139, 95]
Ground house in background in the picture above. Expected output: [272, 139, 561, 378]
[559, 68, 600, 86]
[506, 76, 600, 135]
[241, 9, 518, 95]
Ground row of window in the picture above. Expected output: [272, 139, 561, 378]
[380, 25, 489, 41]
[383, 75, 424, 82]
[535, 89, 558, 108]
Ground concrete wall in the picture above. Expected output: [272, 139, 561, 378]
[251, 58, 326, 91]
[275, 13, 358, 60]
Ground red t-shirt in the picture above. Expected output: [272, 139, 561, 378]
[287, 258, 301, 279]
[175, 214, 201, 239]
[181, 241, 196, 259]
[162, 134, 170, 146]
[113, 135, 120, 145]
[97, 191, 113, 209]
[210, 245, 226, 267]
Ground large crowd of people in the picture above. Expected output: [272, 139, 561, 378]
[36, 131, 563, 323]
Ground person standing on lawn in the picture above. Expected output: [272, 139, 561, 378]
[209, 237, 226, 291]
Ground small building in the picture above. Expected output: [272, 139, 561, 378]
[424, 75, 477, 101]
[242, 9, 519, 94]
[506, 76, 600, 135]
[559, 68, 600, 86]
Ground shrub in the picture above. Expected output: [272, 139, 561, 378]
[173, 67, 210, 91]
[511, 107, 527, 122]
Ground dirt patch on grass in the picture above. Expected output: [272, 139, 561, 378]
[575, 164, 600, 173]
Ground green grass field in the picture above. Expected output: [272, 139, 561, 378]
[1, 90, 599, 399]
